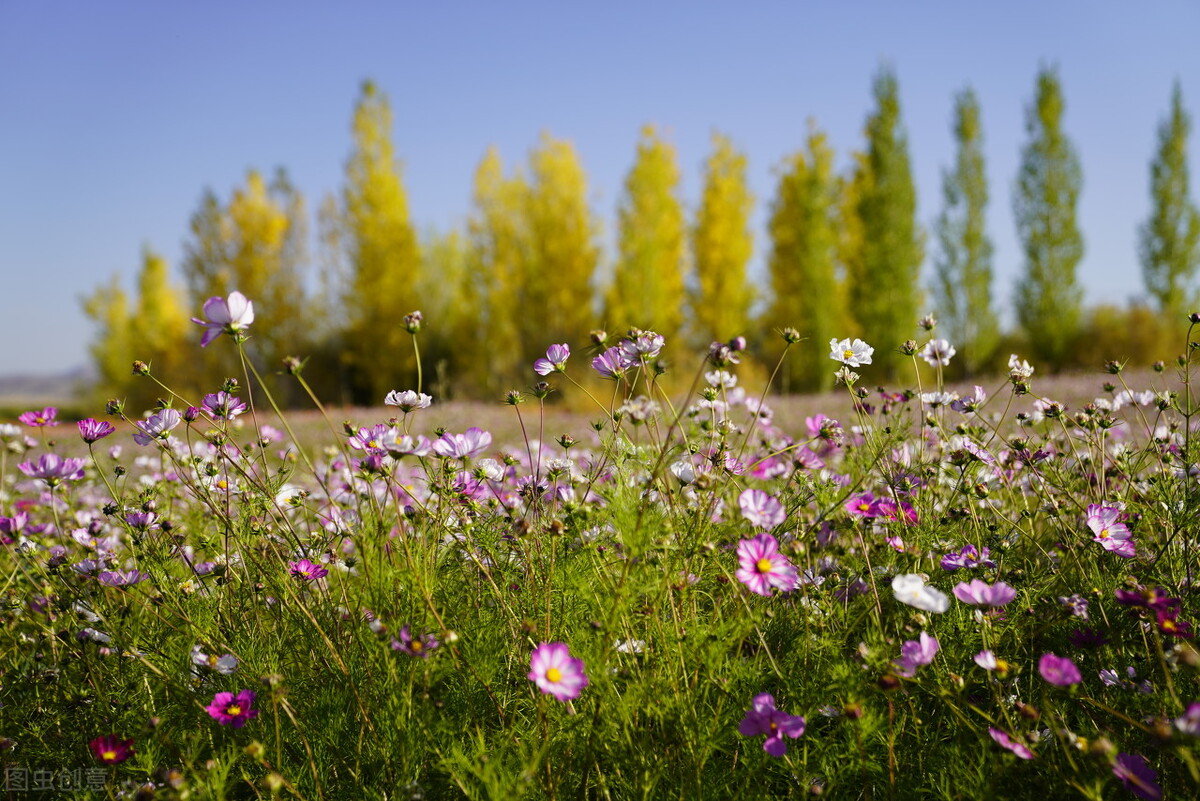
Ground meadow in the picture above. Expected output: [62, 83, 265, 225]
[1, 292, 1198, 800]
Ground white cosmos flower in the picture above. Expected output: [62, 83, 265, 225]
[830, 338, 874, 367]
[891, 573, 950, 613]
[919, 339, 956, 367]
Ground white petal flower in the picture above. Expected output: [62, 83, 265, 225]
[891, 573, 950, 613]
[829, 338, 874, 367]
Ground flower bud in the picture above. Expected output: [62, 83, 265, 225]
[403, 310, 423, 334]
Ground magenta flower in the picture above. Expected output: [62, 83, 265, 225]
[528, 642, 588, 701]
[988, 727, 1034, 760]
[892, 632, 939, 677]
[1038, 652, 1081, 687]
[132, 408, 182, 446]
[89, 734, 135, 765]
[289, 559, 328, 581]
[738, 489, 786, 529]
[940, 544, 995, 571]
[735, 534, 798, 597]
[18, 453, 86, 486]
[192, 291, 255, 347]
[845, 492, 878, 518]
[19, 407, 58, 427]
[76, 418, 116, 443]
[591, 346, 635, 380]
[432, 427, 493, 459]
[738, 693, 805, 756]
[953, 579, 1017, 607]
[1086, 504, 1136, 558]
[533, 343, 570, 375]
[391, 625, 440, 658]
[1112, 753, 1162, 801]
[205, 689, 259, 727]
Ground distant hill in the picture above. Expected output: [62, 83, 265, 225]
[0, 366, 93, 408]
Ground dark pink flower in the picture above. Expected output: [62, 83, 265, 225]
[19, 407, 58, 427]
[205, 689, 259, 727]
[528, 642, 587, 701]
[1038, 653, 1081, 687]
[18, 453, 85, 486]
[77, 418, 116, 443]
[735, 534, 798, 597]
[988, 727, 1034, 760]
[738, 693, 805, 756]
[89, 734, 135, 765]
[289, 559, 328, 581]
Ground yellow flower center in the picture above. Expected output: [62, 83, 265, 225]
[410, 640, 423, 652]
[216, 479, 228, 490]
[545, 667, 562, 683]
[769, 721, 778, 732]
[843, 349, 854, 360]
[1099, 528, 1110, 539]
[756, 558, 773, 574]
[227, 704, 242, 716]
[101, 750, 117, 761]
[367, 439, 378, 449]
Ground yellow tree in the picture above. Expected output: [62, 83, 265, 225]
[338, 80, 422, 403]
[605, 125, 686, 350]
[81, 275, 132, 404]
[690, 133, 754, 344]
[523, 132, 601, 362]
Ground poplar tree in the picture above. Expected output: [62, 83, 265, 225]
[82, 275, 132, 404]
[931, 88, 998, 375]
[1140, 81, 1200, 322]
[606, 125, 686, 350]
[765, 125, 840, 392]
[1013, 67, 1084, 371]
[523, 132, 601, 361]
[849, 67, 924, 375]
[691, 133, 754, 343]
[338, 80, 422, 403]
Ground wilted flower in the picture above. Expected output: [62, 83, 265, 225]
[829, 337, 874, 367]
[89, 734, 135, 765]
[528, 642, 588, 701]
[205, 689, 259, 727]
[738, 693, 805, 756]
[192, 291, 255, 347]
[891, 574, 949, 613]
[1038, 653, 1081, 687]
[735, 533, 798, 597]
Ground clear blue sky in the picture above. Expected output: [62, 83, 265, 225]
[2, 1, 1198, 375]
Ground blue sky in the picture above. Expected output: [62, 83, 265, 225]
[2, 1, 1198, 375]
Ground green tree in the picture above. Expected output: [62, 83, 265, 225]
[1140, 81, 1200, 322]
[848, 67, 924, 375]
[338, 80, 422, 403]
[931, 88, 998, 375]
[765, 124, 841, 392]
[606, 125, 686, 350]
[1013, 67, 1084, 371]
[691, 133, 753, 344]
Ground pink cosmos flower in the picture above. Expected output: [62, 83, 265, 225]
[528, 642, 588, 701]
[845, 492, 878, 518]
[391, 625, 439, 658]
[591, 346, 635, 380]
[97, 569, 150, 587]
[289, 559, 328, 581]
[205, 689, 259, 727]
[533, 343, 570, 376]
[18, 453, 86, 486]
[433, 427, 493, 459]
[384, 390, 432, 412]
[18, 407, 58, 427]
[735, 533, 798, 597]
[1086, 504, 1136, 558]
[1113, 753, 1162, 801]
[202, 391, 247, 420]
[738, 489, 786, 529]
[132, 408, 182, 446]
[89, 734, 135, 765]
[738, 693, 806, 756]
[1038, 652, 1081, 687]
[953, 579, 1017, 607]
[192, 291, 255, 347]
[988, 727, 1035, 760]
[892, 632, 939, 677]
[77, 418, 116, 443]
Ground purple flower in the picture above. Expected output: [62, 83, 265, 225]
[738, 489, 786, 529]
[97, 570, 150, 587]
[533, 343, 570, 376]
[953, 579, 1017, 607]
[1038, 653, 1081, 687]
[1173, 702, 1200, 737]
[18, 453, 86, 486]
[940, 544, 996, 571]
[202, 391, 248, 420]
[738, 693, 805, 756]
[1115, 586, 1179, 613]
[192, 291, 255, 347]
[132, 408, 182, 446]
[18, 407, 58, 427]
[988, 727, 1034, 760]
[77, 418, 116, 443]
[1086, 504, 1136, 558]
[205, 689, 259, 728]
[892, 632, 939, 677]
[528, 642, 588, 701]
[591, 346, 635, 380]
[432, 427, 493, 459]
[735, 533, 798, 597]
[391, 625, 439, 658]
[1112, 753, 1162, 801]
[289, 559, 328, 581]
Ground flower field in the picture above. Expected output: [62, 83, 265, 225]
[2, 294, 1199, 800]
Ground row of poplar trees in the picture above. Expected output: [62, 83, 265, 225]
[85, 68, 1200, 409]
